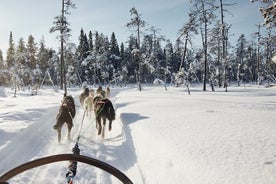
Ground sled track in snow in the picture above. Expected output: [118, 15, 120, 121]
[0, 88, 144, 183]
[202, 98, 276, 111]
[227, 102, 276, 111]
[30, 93, 143, 183]
[66, 97, 145, 183]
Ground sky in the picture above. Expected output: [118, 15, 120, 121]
[0, 0, 264, 58]
[0, 84, 276, 183]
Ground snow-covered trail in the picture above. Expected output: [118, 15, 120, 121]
[1, 85, 276, 184]
[0, 87, 140, 184]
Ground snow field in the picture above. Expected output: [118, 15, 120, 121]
[0, 85, 276, 183]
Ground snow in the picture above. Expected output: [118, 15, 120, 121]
[0, 84, 276, 184]
[272, 54, 276, 64]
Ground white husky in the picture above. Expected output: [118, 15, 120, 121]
[83, 89, 94, 119]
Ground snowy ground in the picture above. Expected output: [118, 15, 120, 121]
[0, 84, 276, 184]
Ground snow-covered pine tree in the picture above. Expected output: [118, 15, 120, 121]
[0, 50, 3, 69]
[15, 37, 31, 88]
[235, 34, 248, 86]
[127, 6, 146, 91]
[77, 28, 90, 84]
[189, 0, 218, 91]
[109, 32, 121, 84]
[50, 0, 75, 94]
[6, 32, 16, 69]
[26, 35, 37, 70]
[88, 30, 93, 52]
[37, 37, 52, 75]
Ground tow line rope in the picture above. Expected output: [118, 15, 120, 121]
[65, 107, 86, 184]
[66, 101, 107, 184]
[66, 142, 80, 184]
[73, 101, 107, 142]
[75, 107, 87, 141]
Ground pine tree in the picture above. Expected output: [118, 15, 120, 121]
[37, 37, 51, 74]
[77, 28, 89, 59]
[251, 0, 276, 27]
[88, 30, 93, 51]
[125, 35, 137, 83]
[126, 7, 146, 49]
[119, 42, 126, 85]
[250, 1, 275, 84]
[178, 10, 198, 72]
[6, 32, 16, 68]
[77, 29, 90, 84]
[126, 7, 146, 91]
[15, 37, 31, 87]
[235, 34, 247, 86]
[189, 0, 218, 91]
[0, 50, 3, 69]
[15, 37, 27, 67]
[101, 35, 111, 84]
[164, 41, 174, 86]
[27, 35, 37, 70]
[174, 38, 183, 73]
[50, 0, 75, 94]
[110, 32, 120, 71]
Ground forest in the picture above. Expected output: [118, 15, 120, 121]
[0, 0, 275, 93]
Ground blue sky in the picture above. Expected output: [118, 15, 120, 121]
[0, 0, 264, 58]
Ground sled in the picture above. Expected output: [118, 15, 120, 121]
[0, 154, 133, 184]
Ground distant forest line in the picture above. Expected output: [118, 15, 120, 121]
[0, 0, 275, 92]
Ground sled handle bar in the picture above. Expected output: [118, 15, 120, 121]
[0, 154, 133, 184]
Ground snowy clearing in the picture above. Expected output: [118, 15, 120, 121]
[0, 84, 276, 184]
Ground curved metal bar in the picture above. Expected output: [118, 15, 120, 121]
[0, 154, 133, 184]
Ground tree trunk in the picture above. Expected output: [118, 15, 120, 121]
[179, 33, 188, 72]
[220, 0, 228, 92]
[203, 7, 207, 91]
[60, 0, 65, 91]
[60, 0, 67, 95]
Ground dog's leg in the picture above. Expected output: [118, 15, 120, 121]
[67, 121, 73, 141]
[109, 120, 112, 131]
[96, 119, 99, 129]
[54, 124, 62, 143]
[68, 126, 71, 141]
[102, 118, 106, 139]
[97, 118, 102, 135]
[58, 129, 61, 143]
[96, 116, 99, 130]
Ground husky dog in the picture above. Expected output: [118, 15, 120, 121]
[96, 86, 102, 94]
[93, 94, 115, 138]
[105, 87, 110, 99]
[83, 89, 95, 119]
[96, 86, 105, 98]
[54, 95, 76, 143]
[79, 87, 89, 107]
[96, 86, 110, 99]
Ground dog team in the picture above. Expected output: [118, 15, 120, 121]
[53, 86, 114, 143]
[80, 86, 111, 115]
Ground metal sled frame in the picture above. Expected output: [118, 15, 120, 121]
[0, 154, 133, 184]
